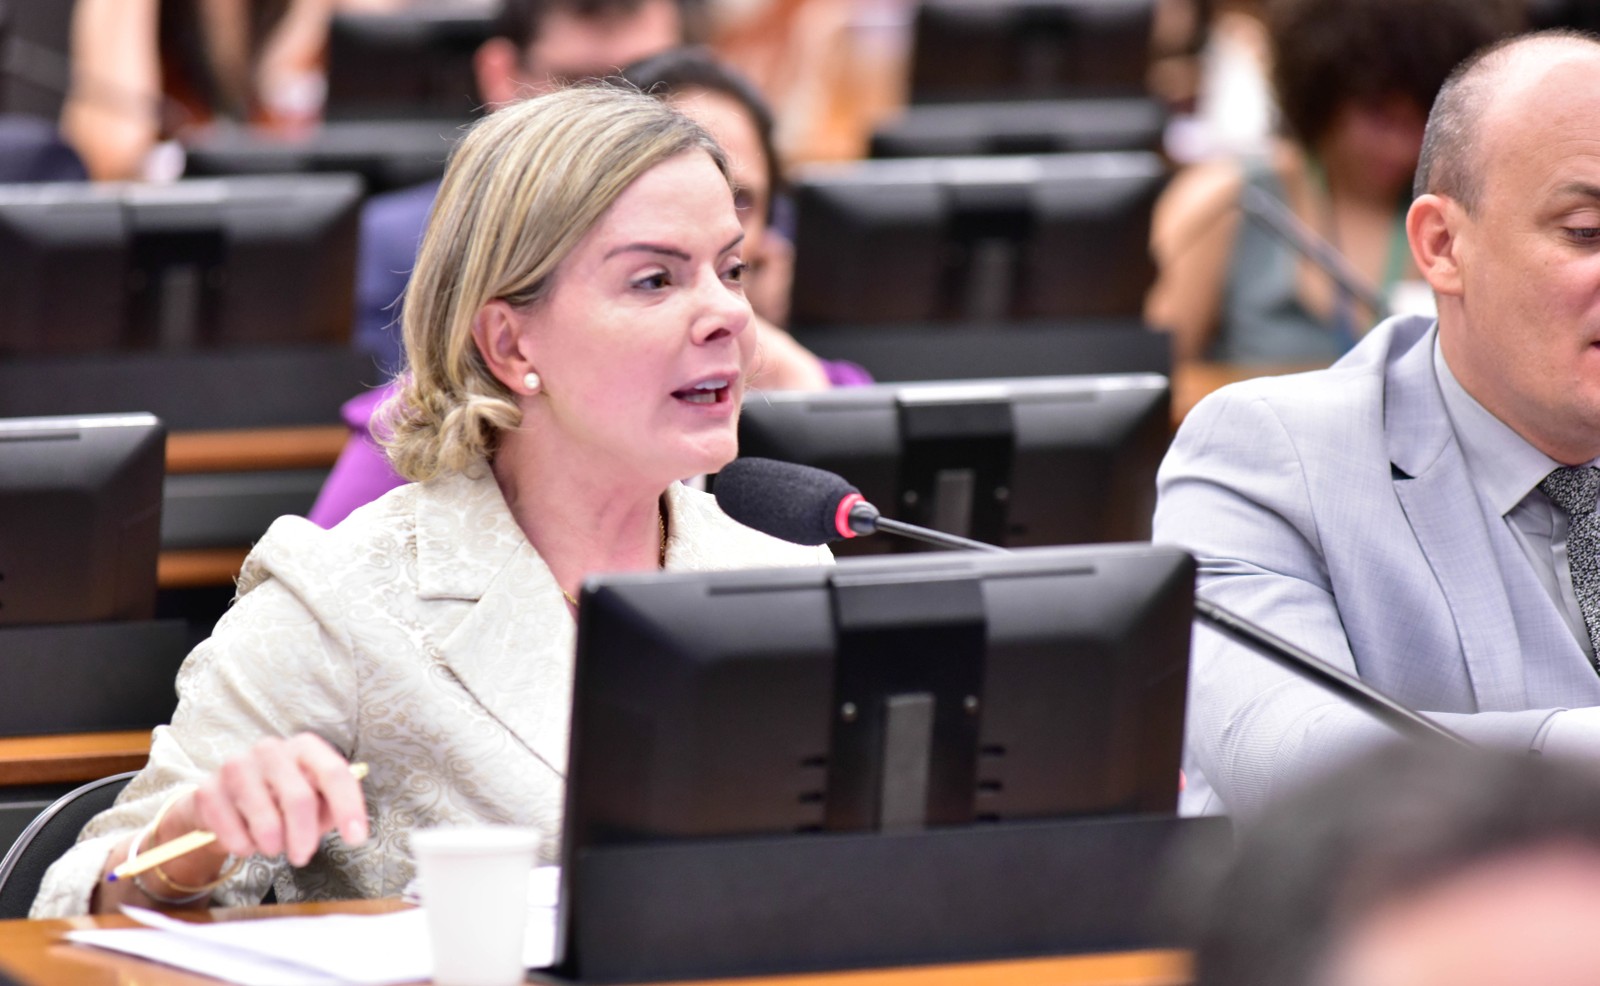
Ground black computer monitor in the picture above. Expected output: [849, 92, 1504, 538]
[183, 119, 459, 196]
[870, 97, 1167, 159]
[908, 0, 1155, 104]
[557, 543, 1193, 975]
[0, 413, 165, 625]
[324, 11, 491, 120]
[0, 174, 361, 356]
[722, 374, 1168, 554]
[787, 152, 1167, 328]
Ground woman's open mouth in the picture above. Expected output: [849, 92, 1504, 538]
[673, 378, 731, 405]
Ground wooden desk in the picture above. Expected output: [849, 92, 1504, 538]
[0, 900, 1190, 985]
[0, 731, 151, 787]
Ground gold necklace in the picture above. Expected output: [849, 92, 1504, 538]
[561, 509, 667, 609]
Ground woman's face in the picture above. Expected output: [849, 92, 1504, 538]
[512, 150, 753, 486]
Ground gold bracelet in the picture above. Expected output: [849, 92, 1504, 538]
[138, 785, 243, 899]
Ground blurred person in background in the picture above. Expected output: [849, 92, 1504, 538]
[61, 0, 344, 181]
[1189, 741, 1600, 986]
[621, 46, 863, 388]
[1145, 0, 1522, 366]
[355, 0, 692, 370]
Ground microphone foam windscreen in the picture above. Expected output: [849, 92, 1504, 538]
[714, 457, 859, 545]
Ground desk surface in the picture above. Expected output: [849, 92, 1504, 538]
[0, 901, 1190, 986]
[0, 731, 151, 787]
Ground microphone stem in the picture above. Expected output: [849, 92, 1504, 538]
[1239, 184, 1391, 318]
[870, 516, 1009, 554]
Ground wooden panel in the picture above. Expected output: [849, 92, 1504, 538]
[157, 547, 251, 590]
[0, 731, 151, 787]
[165, 426, 348, 475]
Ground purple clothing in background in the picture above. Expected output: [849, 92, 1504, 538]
[306, 385, 406, 528]
[307, 362, 873, 529]
[821, 359, 873, 387]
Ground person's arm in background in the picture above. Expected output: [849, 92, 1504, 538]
[254, 0, 336, 128]
[1146, 160, 1245, 363]
[62, 0, 163, 181]
[750, 315, 831, 392]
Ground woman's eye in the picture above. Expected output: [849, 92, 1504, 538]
[723, 261, 749, 283]
[1569, 227, 1600, 242]
[633, 271, 670, 290]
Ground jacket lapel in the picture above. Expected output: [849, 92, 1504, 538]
[1386, 327, 1527, 710]
[414, 471, 576, 778]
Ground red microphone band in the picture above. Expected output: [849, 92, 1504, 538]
[834, 493, 865, 539]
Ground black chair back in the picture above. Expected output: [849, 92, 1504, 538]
[0, 771, 135, 918]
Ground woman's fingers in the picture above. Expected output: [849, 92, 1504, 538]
[196, 734, 368, 865]
[216, 751, 286, 858]
[302, 746, 369, 847]
[192, 772, 259, 860]
[261, 745, 325, 867]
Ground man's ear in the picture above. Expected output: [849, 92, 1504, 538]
[474, 37, 534, 109]
[471, 298, 540, 394]
[1407, 193, 1466, 298]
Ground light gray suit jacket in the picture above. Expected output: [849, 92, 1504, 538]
[1156, 314, 1600, 815]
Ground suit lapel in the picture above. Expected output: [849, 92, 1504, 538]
[415, 472, 576, 778]
[1386, 327, 1527, 710]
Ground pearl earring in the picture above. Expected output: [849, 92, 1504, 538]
[523, 371, 541, 394]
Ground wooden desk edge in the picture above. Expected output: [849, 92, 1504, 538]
[158, 547, 250, 590]
[0, 899, 1189, 986]
[0, 730, 152, 787]
[166, 425, 349, 475]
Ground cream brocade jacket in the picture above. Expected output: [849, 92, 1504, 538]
[32, 470, 830, 917]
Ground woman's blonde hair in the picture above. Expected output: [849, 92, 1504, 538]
[382, 84, 728, 481]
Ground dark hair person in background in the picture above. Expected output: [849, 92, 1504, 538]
[621, 47, 867, 389]
[1145, 0, 1522, 365]
[1191, 742, 1600, 986]
[354, 0, 691, 370]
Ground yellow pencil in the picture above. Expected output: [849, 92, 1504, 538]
[108, 762, 369, 882]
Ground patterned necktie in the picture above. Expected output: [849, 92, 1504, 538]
[1538, 466, 1600, 661]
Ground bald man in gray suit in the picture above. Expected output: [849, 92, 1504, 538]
[1158, 30, 1600, 815]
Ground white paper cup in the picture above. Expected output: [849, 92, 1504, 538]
[411, 826, 542, 986]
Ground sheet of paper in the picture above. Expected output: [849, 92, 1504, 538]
[65, 866, 562, 985]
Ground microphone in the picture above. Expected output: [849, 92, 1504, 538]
[713, 457, 1005, 553]
[714, 456, 1466, 748]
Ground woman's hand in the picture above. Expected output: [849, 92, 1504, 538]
[96, 733, 368, 912]
[192, 733, 369, 867]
